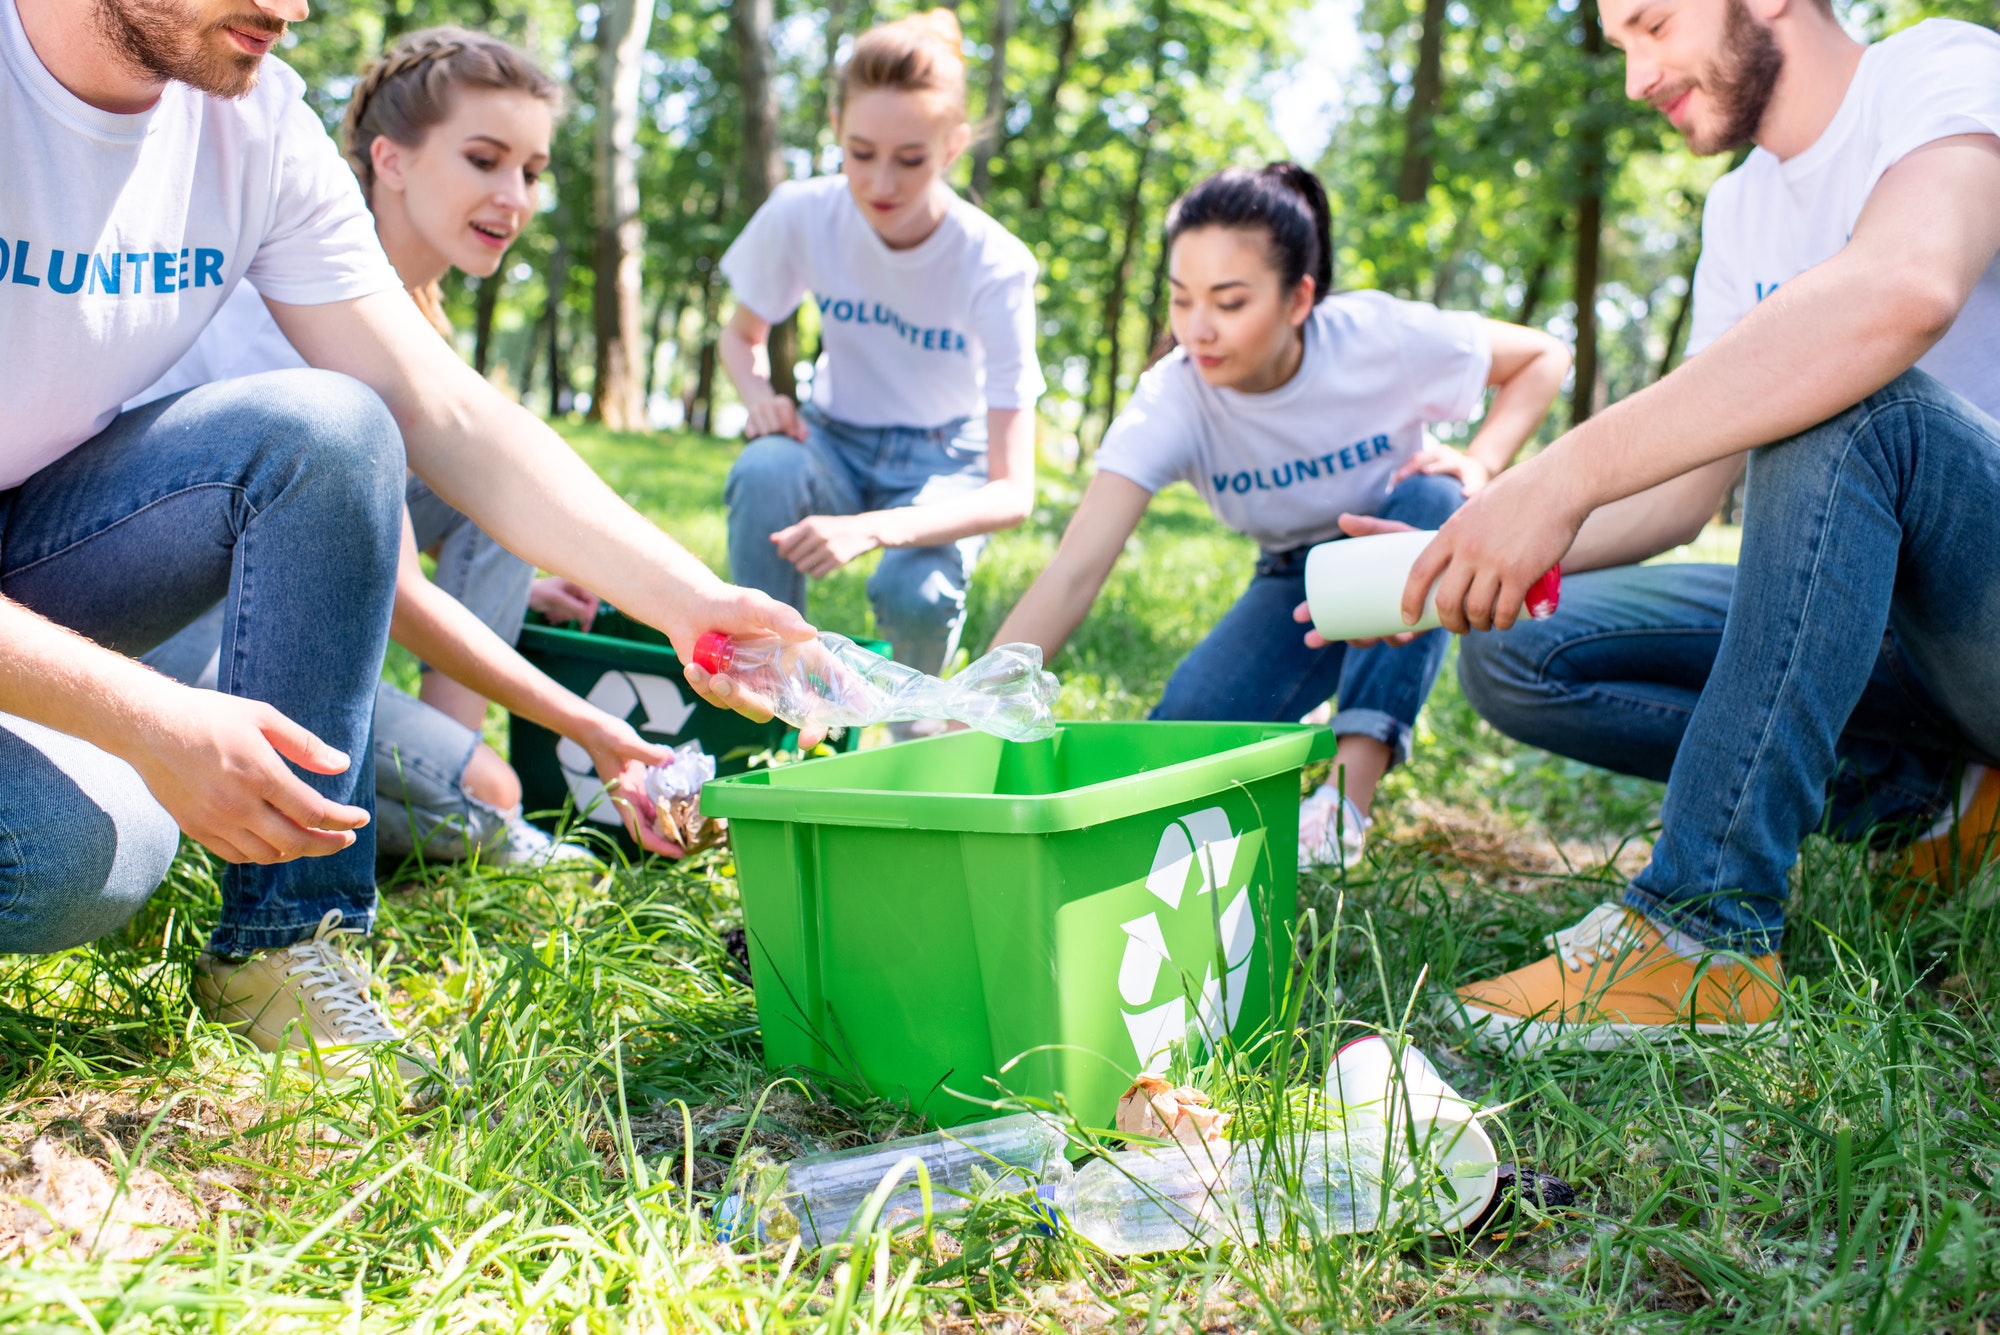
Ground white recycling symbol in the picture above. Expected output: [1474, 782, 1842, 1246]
[555, 670, 699, 826]
[1117, 806, 1258, 1074]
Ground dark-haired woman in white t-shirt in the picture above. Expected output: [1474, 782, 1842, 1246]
[995, 163, 1570, 868]
[718, 11, 1043, 688]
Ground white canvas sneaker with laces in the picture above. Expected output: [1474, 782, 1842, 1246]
[1298, 783, 1370, 870]
[490, 816, 601, 869]
[192, 910, 430, 1082]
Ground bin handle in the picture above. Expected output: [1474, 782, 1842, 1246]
[786, 808, 912, 828]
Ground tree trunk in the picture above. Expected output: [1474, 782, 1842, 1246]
[1570, 0, 1606, 427]
[1397, 0, 1450, 204]
[734, 0, 797, 400]
[689, 258, 723, 433]
[969, 0, 1015, 202]
[472, 271, 502, 376]
[1654, 242, 1700, 382]
[643, 282, 680, 402]
[808, 0, 856, 169]
[1141, 175, 1174, 365]
[1093, 137, 1153, 448]
[1514, 216, 1564, 327]
[541, 240, 571, 417]
[589, 0, 654, 430]
[1025, 0, 1085, 212]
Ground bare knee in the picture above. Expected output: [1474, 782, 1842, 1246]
[460, 743, 523, 812]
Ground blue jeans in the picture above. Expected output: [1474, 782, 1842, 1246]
[405, 473, 534, 657]
[1460, 370, 2000, 953]
[148, 478, 528, 864]
[1151, 472, 1466, 764]
[370, 684, 512, 861]
[726, 405, 988, 675]
[0, 713, 182, 954]
[0, 370, 404, 956]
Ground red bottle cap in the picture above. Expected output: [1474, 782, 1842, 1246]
[1525, 564, 1562, 620]
[691, 631, 735, 675]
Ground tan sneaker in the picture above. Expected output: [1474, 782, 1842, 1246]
[1885, 764, 2000, 920]
[1444, 904, 1784, 1052]
[192, 911, 431, 1083]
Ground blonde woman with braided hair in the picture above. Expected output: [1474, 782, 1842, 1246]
[141, 28, 693, 874]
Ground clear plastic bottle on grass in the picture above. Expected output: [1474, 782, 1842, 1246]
[690, 631, 1060, 743]
[720, 1111, 1072, 1247]
[1034, 1130, 1393, 1255]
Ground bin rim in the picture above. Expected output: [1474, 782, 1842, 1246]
[701, 720, 1333, 834]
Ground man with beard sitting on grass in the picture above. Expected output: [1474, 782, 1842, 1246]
[1367, 0, 2000, 1050]
[0, 0, 810, 1083]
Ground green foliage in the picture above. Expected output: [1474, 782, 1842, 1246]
[283, 0, 1994, 447]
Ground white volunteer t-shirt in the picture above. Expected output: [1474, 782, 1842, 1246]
[127, 279, 307, 408]
[719, 175, 1044, 429]
[1095, 292, 1491, 553]
[1687, 18, 2000, 419]
[0, 0, 401, 490]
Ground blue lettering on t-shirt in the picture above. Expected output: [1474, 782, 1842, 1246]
[48, 249, 87, 294]
[816, 293, 967, 355]
[1209, 434, 1398, 502]
[1, 239, 228, 299]
[9, 240, 40, 287]
[1755, 280, 1781, 301]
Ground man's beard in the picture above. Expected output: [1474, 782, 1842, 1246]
[1686, 0, 1785, 155]
[95, 0, 282, 99]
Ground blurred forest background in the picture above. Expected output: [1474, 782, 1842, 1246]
[280, 0, 1994, 460]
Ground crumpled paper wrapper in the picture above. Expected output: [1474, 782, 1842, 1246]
[1116, 1075, 1232, 1148]
[644, 741, 727, 853]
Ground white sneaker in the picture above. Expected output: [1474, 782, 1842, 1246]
[490, 817, 600, 868]
[1299, 784, 1370, 870]
[192, 911, 428, 1083]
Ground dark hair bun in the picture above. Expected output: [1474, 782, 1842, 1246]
[1164, 161, 1333, 302]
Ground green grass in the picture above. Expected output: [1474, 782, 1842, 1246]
[3, 425, 1998, 1331]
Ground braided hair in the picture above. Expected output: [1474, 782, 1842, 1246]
[342, 27, 563, 199]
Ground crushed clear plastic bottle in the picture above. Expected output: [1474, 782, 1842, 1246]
[691, 631, 1060, 743]
[720, 1111, 1071, 1247]
[1036, 1129, 1392, 1255]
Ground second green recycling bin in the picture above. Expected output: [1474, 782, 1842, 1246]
[701, 721, 1332, 1128]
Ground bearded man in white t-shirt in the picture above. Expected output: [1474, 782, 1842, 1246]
[1374, 0, 2000, 1050]
[0, 0, 811, 1080]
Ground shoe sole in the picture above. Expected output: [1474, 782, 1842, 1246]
[1438, 994, 1785, 1054]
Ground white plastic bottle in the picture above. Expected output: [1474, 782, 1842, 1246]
[1304, 530, 1561, 644]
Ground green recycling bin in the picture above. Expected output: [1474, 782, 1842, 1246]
[509, 609, 886, 853]
[701, 721, 1334, 1127]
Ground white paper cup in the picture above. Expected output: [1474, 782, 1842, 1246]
[1326, 1035, 1499, 1233]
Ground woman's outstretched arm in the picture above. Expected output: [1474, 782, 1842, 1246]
[989, 471, 1153, 660]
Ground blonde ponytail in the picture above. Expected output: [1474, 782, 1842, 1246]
[836, 9, 968, 122]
